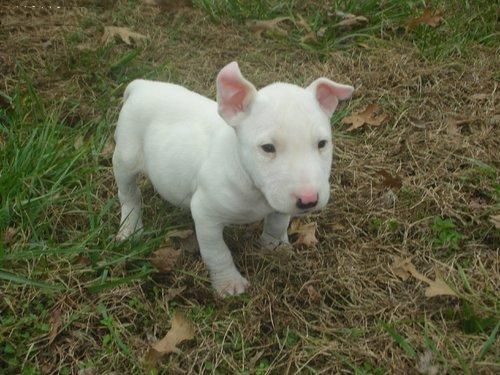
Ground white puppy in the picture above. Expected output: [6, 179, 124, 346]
[113, 62, 353, 296]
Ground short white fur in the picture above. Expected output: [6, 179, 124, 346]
[113, 62, 353, 296]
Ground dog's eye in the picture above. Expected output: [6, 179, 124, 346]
[318, 140, 327, 149]
[261, 144, 276, 153]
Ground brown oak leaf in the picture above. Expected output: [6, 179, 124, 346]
[150, 247, 181, 273]
[406, 8, 443, 28]
[102, 26, 147, 45]
[246, 17, 291, 38]
[391, 257, 457, 298]
[166, 229, 194, 240]
[341, 103, 388, 131]
[145, 312, 195, 365]
[166, 229, 198, 254]
[290, 221, 318, 247]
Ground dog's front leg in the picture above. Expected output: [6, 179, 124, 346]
[191, 196, 249, 297]
[260, 212, 291, 250]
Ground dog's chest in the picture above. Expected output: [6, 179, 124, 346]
[222, 196, 274, 224]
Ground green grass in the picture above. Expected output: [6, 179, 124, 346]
[0, 75, 194, 373]
[431, 216, 463, 251]
[193, 0, 499, 58]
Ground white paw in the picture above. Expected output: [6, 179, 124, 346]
[212, 271, 250, 297]
[115, 224, 143, 241]
[260, 232, 289, 250]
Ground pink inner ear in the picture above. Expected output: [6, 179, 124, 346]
[217, 63, 253, 118]
[332, 84, 354, 100]
[218, 77, 248, 116]
[316, 82, 339, 113]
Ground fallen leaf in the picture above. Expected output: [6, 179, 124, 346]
[391, 257, 457, 298]
[150, 247, 181, 273]
[145, 312, 195, 365]
[406, 8, 443, 29]
[489, 215, 500, 229]
[166, 229, 194, 240]
[100, 137, 114, 158]
[48, 309, 62, 345]
[391, 259, 411, 281]
[290, 221, 318, 247]
[3, 227, 16, 244]
[377, 170, 402, 190]
[246, 17, 291, 38]
[424, 277, 456, 298]
[179, 233, 199, 254]
[166, 229, 198, 254]
[341, 104, 388, 131]
[102, 26, 147, 45]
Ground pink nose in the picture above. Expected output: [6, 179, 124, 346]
[296, 190, 319, 210]
[298, 191, 318, 204]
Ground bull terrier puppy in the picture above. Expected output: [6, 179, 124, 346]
[113, 62, 353, 296]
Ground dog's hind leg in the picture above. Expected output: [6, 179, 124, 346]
[113, 141, 144, 240]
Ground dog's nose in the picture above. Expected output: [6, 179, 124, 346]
[296, 192, 318, 210]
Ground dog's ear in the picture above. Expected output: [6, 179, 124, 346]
[307, 78, 354, 118]
[217, 62, 257, 126]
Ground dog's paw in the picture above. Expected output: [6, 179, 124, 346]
[115, 225, 143, 241]
[260, 232, 289, 250]
[212, 272, 250, 297]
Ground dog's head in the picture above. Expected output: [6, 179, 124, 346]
[216, 62, 353, 215]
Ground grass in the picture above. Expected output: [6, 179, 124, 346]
[1, 0, 499, 373]
[192, 0, 499, 59]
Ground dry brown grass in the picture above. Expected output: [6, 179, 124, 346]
[1, 1, 499, 374]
